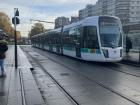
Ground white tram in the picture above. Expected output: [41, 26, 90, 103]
[31, 16, 123, 62]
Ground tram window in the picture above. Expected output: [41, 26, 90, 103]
[84, 26, 99, 48]
[76, 28, 81, 36]
[69, 27, 81, 36]
[63, 27, 82, 47]
[63, 30, 69, 45]
[63, 30, 69, 36]
[69, 28, 76, 36]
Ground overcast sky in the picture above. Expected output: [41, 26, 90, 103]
[0, 0, 97, 37]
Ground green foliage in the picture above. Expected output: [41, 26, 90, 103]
[0, 12, 14, 36]
[30, 23, 44, 36]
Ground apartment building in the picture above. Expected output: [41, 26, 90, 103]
[129, 0, 140, 23]
[79, 4, 95, 19]
[79, 0, 140, 25]
[54, 17, 70, 29]
[70, 16, 79, 23]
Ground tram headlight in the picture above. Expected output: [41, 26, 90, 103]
[102, 49, 109, 58]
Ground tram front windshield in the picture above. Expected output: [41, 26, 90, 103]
[99, 17, 122, 48]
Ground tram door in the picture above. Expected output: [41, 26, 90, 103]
[75, 42, 81, 58]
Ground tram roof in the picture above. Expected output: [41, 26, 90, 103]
[51, 15, 118, 30]
[32, 16, 119, 38]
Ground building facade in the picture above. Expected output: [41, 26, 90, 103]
[70, 16, 79, 23]
[78, 0, 140, 25]
[79, 4, 97, 19]
[54, 17, 70, 29]
[115, 0, 131, 25]
[129, 0, 140, 23]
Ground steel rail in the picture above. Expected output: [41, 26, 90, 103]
[26, 52, 80, 105]
[31, 48, 140, 105]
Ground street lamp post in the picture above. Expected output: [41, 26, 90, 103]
[12, 8, 20, 69]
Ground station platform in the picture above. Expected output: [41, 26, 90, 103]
[0, 46, 45, 105]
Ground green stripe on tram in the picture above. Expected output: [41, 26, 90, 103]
[81, 48, 88, 52]
[63, 47, 101, 54]
[81, 48, 101, 54]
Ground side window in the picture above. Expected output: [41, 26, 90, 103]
[69, 28, 76, 36]
[63, 30, 70, 46]
[63, 30, 69, 36]
[84, 26, 99, 48]
[75, 27, 82, 47]
[69, 28, 77, 46]
[76, 28, 81, 36]
[63, 27, 82, 47]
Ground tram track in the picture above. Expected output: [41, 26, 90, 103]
[41, 56, 140, 105]
[22, 47, 140, 105]
[21, 46, 140, 105]
[90, 62, 140, 78]
[25, 50, 80, 105]
[32, 47, 140, 79]
[104, 65, 140, 78]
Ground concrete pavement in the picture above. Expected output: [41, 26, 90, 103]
[122, 51, 140, 66]
[0, 45, 45, 105]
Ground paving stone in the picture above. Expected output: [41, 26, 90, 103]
[0, 46, 45, 105]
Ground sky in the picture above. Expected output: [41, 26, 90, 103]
[0, 0, 97, 37]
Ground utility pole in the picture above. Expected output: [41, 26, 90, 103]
[12, 8, 20, 69]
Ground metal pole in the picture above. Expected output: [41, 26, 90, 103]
[60, 25, 63, 54]
[139, 44, 140, 63]
[60, 19, 63, 54]
[14, 8, 18, 69]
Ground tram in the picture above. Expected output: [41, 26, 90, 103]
[31, 16, 123, 62]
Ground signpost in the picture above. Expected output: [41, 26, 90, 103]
[12, 8, 20, 69]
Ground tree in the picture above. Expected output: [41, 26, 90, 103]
[16, 31, 21, 40]
[0, 12, 14, 36]
[30, 23, 44, 36]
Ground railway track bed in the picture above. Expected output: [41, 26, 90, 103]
[22, 46, 140, 105]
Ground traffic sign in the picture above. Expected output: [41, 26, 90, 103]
[12, 17, 20, 25]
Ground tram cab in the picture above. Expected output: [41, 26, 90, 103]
[99, 16, 123, 62]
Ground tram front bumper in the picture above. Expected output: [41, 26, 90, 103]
[105, 57, 123, 62]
